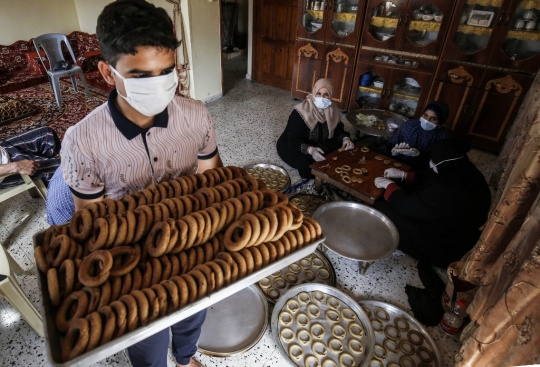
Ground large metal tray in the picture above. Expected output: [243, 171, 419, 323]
[256, 250, 336, 303]
[33, 230, 325, 366]
[271, 284, 375, 367]
[313, 202, 399, 262]
[244, 163, 291, 192]
[346, 109, 408, 139]
[198, 285, 268, 357]
[359, 300, 443, 367]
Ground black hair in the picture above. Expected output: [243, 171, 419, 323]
[96, 0, 180, 66]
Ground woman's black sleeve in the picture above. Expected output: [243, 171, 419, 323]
[284, 109, 311, 155]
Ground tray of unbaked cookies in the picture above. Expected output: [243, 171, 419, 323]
[290, 195, 329, 218]
[244, 163, 290, 192]
[359, 300, 443, 367]
[257, 250, 336, 303]
[271, 284, 375, 367]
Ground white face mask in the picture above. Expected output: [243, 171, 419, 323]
[429, 156, 465, 173]
[420, 117, 438, 131]
[314, 97, 332, 109]
[110, 65, 178, 116]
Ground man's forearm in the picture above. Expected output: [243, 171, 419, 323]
[0, 162, 19, 177]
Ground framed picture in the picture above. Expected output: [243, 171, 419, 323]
[467, 10, 495, 27]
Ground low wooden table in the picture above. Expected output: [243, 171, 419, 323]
[310, 144, 411, 206]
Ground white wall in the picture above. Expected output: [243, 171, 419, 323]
[0, 0, 80, 45]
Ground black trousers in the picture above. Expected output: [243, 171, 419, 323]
[277, 143, 315, 179]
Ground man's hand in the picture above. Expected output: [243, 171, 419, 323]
[307, 146, 326, 162]
[341, 137, 354, 151]
[14, 160, 39, 175]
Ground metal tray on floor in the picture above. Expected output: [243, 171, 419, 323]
[32, 230, 325, 366]
[359, 300, 443, 367]
[198, 285, 268, 357]
[244, 163, 291, 192]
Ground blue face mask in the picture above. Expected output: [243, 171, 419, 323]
[314, 97, 332, 109]
[420, 117, 438, 131]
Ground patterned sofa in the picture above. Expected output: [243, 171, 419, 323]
[0, 31, 112, 94]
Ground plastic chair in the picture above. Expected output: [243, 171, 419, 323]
[0, 243, 45, 337]
[32, 33, 91, 106]
[0, 174, 47, 202]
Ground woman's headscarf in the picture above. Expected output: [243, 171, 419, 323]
[294, 78, 341, 138]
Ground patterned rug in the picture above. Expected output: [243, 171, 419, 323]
[0, 80, 108, 140]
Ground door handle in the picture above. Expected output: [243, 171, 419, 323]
[497, 10, 505, 26]
[398, 15, 404, 27]
[404, 13, 410, 28]
[504, 11, 513, 26]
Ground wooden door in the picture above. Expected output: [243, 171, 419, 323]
[348, 62, 394, 110]
[322, 45, 357, 110]
[386, 68, 432, 117]
[400, 0, 456, 56]
[253, 0, 298, 90]
[463, 70, 533, 151]
[291, 41, 325, 100]
[361, 0, 408, 50]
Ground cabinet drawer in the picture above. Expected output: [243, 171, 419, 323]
[435, 61, 485, 89]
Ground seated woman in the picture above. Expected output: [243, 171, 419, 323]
[373, 138, 491, 268]
[0, 127, 61, 189]
[277, 78, 354, 179]
[385, 101, 450, 168]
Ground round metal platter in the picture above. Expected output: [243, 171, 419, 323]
[271, 284, 375, 367]
[244, 163, 291, 192]
[346, 109, 408, 138]
[359, 300, 443, 367]
[198, 285, 268, 357]
[290, 194, 329, 218]
[257, 250, 336, 303]
[312, 202, 399, 262]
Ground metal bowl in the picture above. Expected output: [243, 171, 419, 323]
[244, 163, 291, 192]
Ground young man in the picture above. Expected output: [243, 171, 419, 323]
[47, 1, 222, 366]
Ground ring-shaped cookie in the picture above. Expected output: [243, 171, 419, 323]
[288, 263, 302, 274]
[416, 346, 434, 362]
[326, 309, 340, 324]
[321, 360, 338, 367]
[78, 250, 113, 287]
[326, 296, 340, 310]
[328, 338, 343, 354]
[296, 312, 310, 327]
[312, 341, 328, 358]
[387, 363, 400, 367]
[349, 339, 364, 355]
[342, 176, 351, 183]
[307, 304, 321, 318]
[373, 344, 386, 360]
[268, 288, 280, 300]
[313, 291, 326, 303]
[339, 352, 356, 367]
[259, 277, 272, 288]
[384, 325, 401, 340]
[341, 308, 356, 321]
[331, 324, 346, 339]
[407, 329, 424, 346]
[335, 167, 343, 174]
[285, 272, 298, 283]
[274, 277, 287, 289]
[398, 340, 415, 355]
[304, 356, 320, 367]
[369, 360, 383, 367]
[299, 258, 311, 269]
[297, 329, 311, 345]
[279, 311, 293, 326]
[297, 291, 311, 304]
[399, 355, 415, 367]
[394, 317, 410, 332]
[342, 165, 351, 171]
[384, 338, 399, 354]
[374, 307, 390, 322]
[371, 319, 383, 333]
[280, 327, 295, 343]
[304, 270, 316, 281]
[352, 168, 362, 175]
[360, 147, 369, 152]
[61, 318, 90, 362]
[310, 322, 325, 339]
[311, 257, 324, 268]
[348, 322, 364, 338]
[288, 344, 304, 361]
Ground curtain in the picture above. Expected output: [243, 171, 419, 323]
[449, 74, 540, 366]
[165, 0, 190, 97]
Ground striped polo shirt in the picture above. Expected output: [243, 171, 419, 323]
[60, 90, 218, 200]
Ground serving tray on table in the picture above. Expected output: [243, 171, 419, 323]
[33, 231, 324, 366]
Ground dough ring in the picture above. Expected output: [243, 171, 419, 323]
[307, 304, 321, 318]
[297, 329, 311, 345]
[322, 360, 338, 367]
[274, 277, 287, 289]
[286, 299, 300, 313]
[285, 272, 298, 283]
[348, 322, 364, 338]
[399, 340, 415, 355]
[304, 270, 316, 281]
[270, 270, 282, 278]
[331, 324, 346, 339]
[384, 338, 399, 354]
[305, 356, 320, 367]
[326, 310, 340, 324]
[394, 317, 410, 331]
[313, 291, 326, 303]
[373, 344, 386, 360]
[342, 176, 351, 183]
[384, 325, 401, 340]
[280, 327, 295, 343]
[297, 292, 311, 304]
[407, 329, 424, 345]
[360, 147, 369, 152]
[296, 312, 310, 327]
[289, 263, 302, 274]
[369, 360, 383, 367]
[288, 344, 304, 360]
[383, 160, 391, 164]
[326, 296, 340, 310]
[335, 167, 343, 174]
[341, 308, 356, 321]
[394, 162, 402, 167]
[348, 339, 364, 355]
[352, 168, 362, 175]
[299, 258, 311, 269]
[374, 307, 390, 322]
[259, 277, 272, 288]
[279, 311, 293, 326]
[339, 352, 356, 367]
[310, 323, 325, 339]
[341, 165, 351, 171]
[328, 338, 344, 354]
[399, 355, 415, 367]
[311, 257, 324, 268]
[372, 319, 384, 333]
[312, 341, 328, 358]
[374, 155, 383, 160]
[416, 346, 434, 362]
[332, 156, 338, 160]
[268, 288, 280, 299]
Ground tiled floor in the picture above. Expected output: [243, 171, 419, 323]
[0, 55, 498, 367]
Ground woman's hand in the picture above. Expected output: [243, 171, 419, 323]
[307, 146, 325, 162]
[342, 137, 354, 151]
[384, 168, 405, 180]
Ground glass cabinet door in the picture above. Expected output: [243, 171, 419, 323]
[387, 70, 431, 117]
[497, 0, 540, 71]
[325, 0, 362, 44]
[365, 0, 404, 48]
[299, 0, 327, 41]
[353, 64, 393, 109]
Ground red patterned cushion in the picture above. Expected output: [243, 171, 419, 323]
[0, 40, 34, 73]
